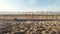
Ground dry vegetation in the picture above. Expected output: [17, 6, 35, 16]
[0, 21, 60, 34]
[0, 14, 60, 34]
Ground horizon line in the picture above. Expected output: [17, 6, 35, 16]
[0, 11, 60, 15]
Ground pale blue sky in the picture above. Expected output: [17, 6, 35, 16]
[0, 0, 60, 12]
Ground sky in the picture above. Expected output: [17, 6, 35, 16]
[0, 0, 60, 12]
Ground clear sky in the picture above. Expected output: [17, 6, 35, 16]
[0, 0, 60, 12]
